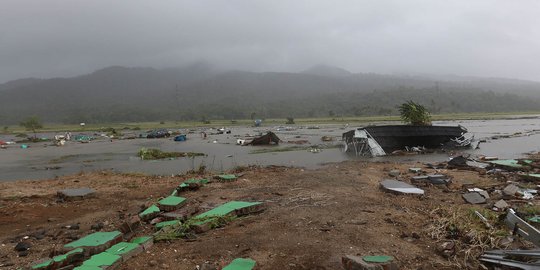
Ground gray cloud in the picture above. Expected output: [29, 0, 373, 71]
[1, 0, 540, 82]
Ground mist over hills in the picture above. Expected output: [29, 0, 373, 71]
[0, 64, 539, 125]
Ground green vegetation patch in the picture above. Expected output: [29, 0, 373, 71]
[138, 148, 205, 160]
[223, 258, 257, 270]
[64, 231, 122, 249]
[158, 196, 186, 207]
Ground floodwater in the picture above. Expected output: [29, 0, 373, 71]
[1, 116, 540, 181]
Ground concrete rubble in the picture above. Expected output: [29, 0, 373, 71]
[380, 180, 424, 195]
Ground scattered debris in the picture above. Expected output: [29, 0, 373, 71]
[462, 192, 486, 204]
[494, 199, 509, 210]
[505, 208, 540, 247]
[474, 211, 492, 229]
[57, 188, 95, 200]
[246, 131, 280, 145]
[342, 255, 398, 270]
[380, 179, 424, 195]
[157, 196, 187, 212]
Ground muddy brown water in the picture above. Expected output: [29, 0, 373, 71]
[1, 116, 540, 181]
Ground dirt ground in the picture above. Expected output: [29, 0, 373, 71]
[0, 160, 526, 269]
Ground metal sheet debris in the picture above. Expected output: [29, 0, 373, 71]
[505, 209, 540, 247]
[380, 180, 424, 195]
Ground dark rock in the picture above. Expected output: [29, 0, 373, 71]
[67, 224, 79, 230]
[14, 241, 31, 251]
[91, 222, 104, 231]
[18, 250, 29, 257]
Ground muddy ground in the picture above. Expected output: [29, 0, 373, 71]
[0, 160, 530, 269]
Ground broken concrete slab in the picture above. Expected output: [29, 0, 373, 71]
[503, 184, 520, 197]
[468, 188, 490, 199]
[342, 255, 399, 270]
[410, 175, 429, 184]
[388, 170, 400, 177]
[157, 196, 187, 212]
[118, 216, 141, 234]
[222, 258, 256, 270]
[462, 192, 487, 204]
[160, 205, 198, 222]
[520, 174, 540, 181]
[57, 188, 95, 200]
[130, 236, 153, 251]
[489, 159, 533, 170]
[139, 204, 160, 221]
[155, 220, 180, 230]
[31, 248, 84, 269]
[214, 174, 237, 181]
[380, 180, 424, 195]
[105, 242, 143, 262]
[77, 252, 122, 270]
[177, 178, 209, 192]
[63, 231, 122, 256]
[408, 168, 422, 173]
[196, 201, 264, 220]
[494, 199, 509, 210]
[193, 201, 264, 232]
[427, 174, 450, 185]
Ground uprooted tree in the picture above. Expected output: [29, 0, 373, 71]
[398, 101, 432, 126]
[19, 116, 43, 138]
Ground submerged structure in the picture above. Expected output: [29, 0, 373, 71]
[343, 125, 469, 156]
[247, 131, 281, 145]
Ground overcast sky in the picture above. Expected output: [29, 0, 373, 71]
[1, 0, 540, 83]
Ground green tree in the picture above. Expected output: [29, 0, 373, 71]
[285, 117, 295, 124]
[398, 101, 431, 126]
[19, 116, 43, 138]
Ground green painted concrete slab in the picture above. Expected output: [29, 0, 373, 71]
[527, 174, 540, 179]
[131, 236, 152, 245]
[139, 204, 160, 218]
[81, 252, 121, 267]
[489, 159, 533, 168]
[31, 259, 52, 269]
[215, 174, 237, 181]
[195, 201, 262, 219]
[64, 231, 122, 249]
[179, 178, 209, 188]
[155, 220, 180, 229]
[73, 266, 102, 270]
[223, 258, 256, 270]
[363, 255, 394, 263]
[158, 196, 186, 206]
[105, 242, 140, 256]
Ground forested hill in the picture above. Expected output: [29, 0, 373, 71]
[1, 65, 539, 124]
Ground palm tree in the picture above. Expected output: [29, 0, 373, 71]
[398, 101, 431, 126]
